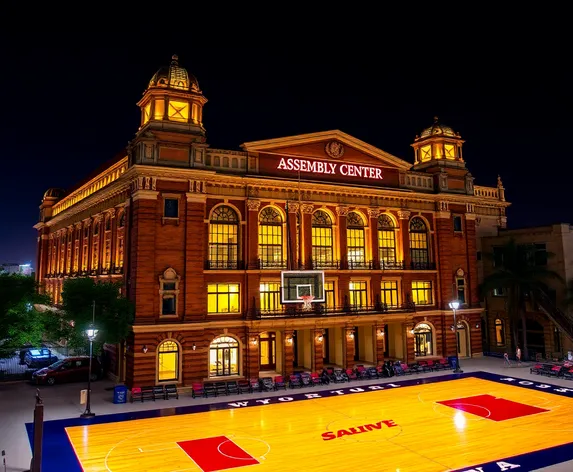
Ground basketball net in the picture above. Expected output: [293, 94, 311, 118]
[300, 295, 315, 311]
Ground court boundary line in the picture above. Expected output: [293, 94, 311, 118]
[26, 371, 573, 472]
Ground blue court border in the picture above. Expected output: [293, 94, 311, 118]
[26, 370, 573, 472]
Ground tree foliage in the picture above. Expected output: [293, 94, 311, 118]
[59, 278, 134, 350]
[480, 239, 562, 360]
[0, 274, 52, 357]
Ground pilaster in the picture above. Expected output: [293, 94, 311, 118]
[312, 329, 324, 373]
[336, 206, 349, 269]
[286, 203, 299, 269]
[398, 210, 411, 267]
[282, 330, 295, 377]
[246, 199, 261, 269]
[368, 208, 381, 269]
[185, 190, 207, 321]
[404, 323, 415, 363]
[374, 324, 385, 365]
[246, 331, 260, 380]
[301, 204, 314, 269]
[343, 327, 356, 369]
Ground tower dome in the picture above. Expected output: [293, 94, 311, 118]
[418, 116, 459, 138]
[147, 54, 201, 93]
[43, 188, 66, 201]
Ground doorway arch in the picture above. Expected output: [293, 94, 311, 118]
[456, 320, 471, 358]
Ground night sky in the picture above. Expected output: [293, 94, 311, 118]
[1, 38, 571, 265]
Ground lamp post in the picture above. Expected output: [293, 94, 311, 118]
[448, 300, 463, 373]
[81, 301, 98, 418]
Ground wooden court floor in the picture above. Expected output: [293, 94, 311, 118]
[62, 375, 573, 472]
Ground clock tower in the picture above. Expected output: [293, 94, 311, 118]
[411, 117, 473, 194]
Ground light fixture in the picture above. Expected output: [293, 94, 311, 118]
[192, 343, 196, 351]
[250, 337, 258, 346]
[347, 329, 355, 339]
[475, 323, 480, 329]
[81, 300, 98, 419]
[317, 334, 324, 342]
[449, 300, 463, 374]
[285, 336, 293, 344]
[142, 345, 148, 354]
[377, 329, 384, 338]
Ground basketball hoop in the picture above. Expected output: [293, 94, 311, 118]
[300, 295, 315, 311]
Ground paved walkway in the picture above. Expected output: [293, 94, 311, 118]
[0, 356, 571, 471]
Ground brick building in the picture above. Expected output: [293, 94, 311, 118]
[34, 56, 509, 387]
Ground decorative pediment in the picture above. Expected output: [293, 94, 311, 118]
[241, 130, 411, 171]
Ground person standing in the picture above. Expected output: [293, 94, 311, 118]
[504, 352, 511, 366]
[516, 346, 522, 366]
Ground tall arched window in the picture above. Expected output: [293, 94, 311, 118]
[209, 336, 239, 377]
[259, 207, 283, 268]
[209, 206, 239, 269]
[409, 217, 429, 268]
[158, 340, 179, 382]
[414, 323, 433, 357]
[495, 318, 505, 346]
[378, 214, 396, 268]
[312, 210, 334, 267]
[347, 212, 366, 268]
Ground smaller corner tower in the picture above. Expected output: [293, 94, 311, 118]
[411, 117, 474, 195]
[129, 54, 209, 168]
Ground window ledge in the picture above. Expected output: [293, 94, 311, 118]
[160, 314, 179, 318]
[162, 217, 180, 226]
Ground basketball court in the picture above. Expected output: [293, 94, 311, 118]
[28, 371, 573, 471]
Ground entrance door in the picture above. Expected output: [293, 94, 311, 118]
[259, 332, 276, 370]
[457, 322, 470, 358]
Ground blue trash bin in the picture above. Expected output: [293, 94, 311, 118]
[113, 385, 128, 404]
[448, 356, 458, 370]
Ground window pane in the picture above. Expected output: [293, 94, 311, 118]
[164, 199, 179, 218]
[158, 351, 178, 381]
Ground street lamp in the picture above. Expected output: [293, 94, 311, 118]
[448, 300, 463, 374]
[81, 301, 98, 418]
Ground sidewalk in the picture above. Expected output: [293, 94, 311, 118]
[1, 356, 571, 472]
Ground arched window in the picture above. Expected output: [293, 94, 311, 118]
[409, 217, 429, 268]
[414, 323, 433, 357]
[209, 206, 239, 269]
[259, 207, 283, 268]
[158, 340, 179, 382]
[378, 214, 396, 267]
[209, 336, 239, 377]
[347, 212, 365, 268]
[312, 210, 333, 267]
[495, 318, 505, 346]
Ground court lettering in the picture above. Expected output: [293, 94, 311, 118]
[322, 420, 398, 440]
[460, 461, 520, 472]
[499, 377, 573, 396]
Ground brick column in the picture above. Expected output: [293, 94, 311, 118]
[286, 203, 299, 268]
[398, 210, 411, 268]
[404, 323, 415, 363]
[336, 206, 349, 269]
[129, 187, 159, 323]
[465, 213, 480, 307]
[108, 208, 117, 273]
[343, 327, 356, 369]
[312, 329, 324, 373]
[374, 324, 385, 365]
[282, 330, 295, 377]
[36, 232, 49, 284]
[368, 208, 381, 269]
[246, 331, 260, 380]
[185, 186, 207, 321]
[246, 199, 261, 269]
[301, 204, 314, 269]
[435, 204, 453, 310]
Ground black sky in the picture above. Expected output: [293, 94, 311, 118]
[1, 36, 571, 265]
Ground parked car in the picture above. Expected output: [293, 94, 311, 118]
[32, 356, 102, 385]
[24, 348, 58, 369]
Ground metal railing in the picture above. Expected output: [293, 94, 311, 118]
[254, 301, 416, 319]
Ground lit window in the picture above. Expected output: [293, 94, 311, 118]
[414, 323, 433, 356]
[347, 212, 365, 268]
[143, 102, 151, 124]
[378, 214, 397, 267]
[495, 318, 505, 346]
[259, 207, 283, 268]
[420, 145, 432, 162]
[208, 283, 240, 314]
[444, 144, 456, 159]
[381, 280, 398, 308]
[209, 336, 239, 377]
[209, 206, 239, 269]
[349, 281, 367, 308]
[409, 217, 429, 268]
[324, 281, 336, 309]
[168, 100, 189, 122]
[412, 281, 432, 305]
[154, 99, 165, 120]
[158, 341, 179, 382]
[260, 282, 281, 313]
[312, 210, 333, 267]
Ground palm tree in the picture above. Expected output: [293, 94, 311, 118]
[480, 239, 562, 360]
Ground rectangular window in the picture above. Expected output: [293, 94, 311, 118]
[495, 319, 505, 346]
[347, 228, 365, 266]
[260, 282, 280, 312]
[324, 281, 335, 309]
[456, 278, 466, 304]
[493, 287, 505, 297]
[164, 198, 179, 218]
[168, 100, 189, 122]
[453, 215, 463, 232]
[349, 281, 368, 308]
[312, 227, 333, 265]
[259, 225, 283, 266]
[381, 280, 399, 308]
[154, 99, 165, 120]
[379, 230, 396, 264]
[412, 281, 432, 305]
[208, 283, 240, 314]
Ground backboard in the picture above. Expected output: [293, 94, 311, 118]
[280, 270, 325, 304]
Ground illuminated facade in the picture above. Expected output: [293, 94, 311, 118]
[35, 56, 510, 387]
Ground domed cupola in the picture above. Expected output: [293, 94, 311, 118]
[411, 116, 465, 169]
[43, 188, 66, 201]
[136, 54, 207, 134]
[148, 55, 201, 93]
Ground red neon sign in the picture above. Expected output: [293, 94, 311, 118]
[276, 157, 383, 180]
